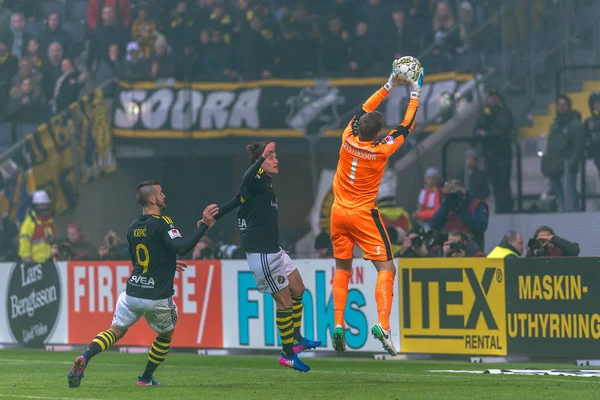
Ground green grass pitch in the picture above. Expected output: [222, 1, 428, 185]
[0, 349, 599, 399]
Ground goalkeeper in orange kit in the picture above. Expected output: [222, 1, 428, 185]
[330, 59, 424, 355]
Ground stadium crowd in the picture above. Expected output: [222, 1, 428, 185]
[0, 0, 525, 126]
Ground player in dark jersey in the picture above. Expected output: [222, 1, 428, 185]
[216, 141, 321, 373]
[68, 180, 218, 388]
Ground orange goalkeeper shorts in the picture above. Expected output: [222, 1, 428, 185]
[329, 203, 393, 261]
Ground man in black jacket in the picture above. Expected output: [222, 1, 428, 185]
[584, 91, 600, 176]
[473, 89, 514, 214]
[526, 225, 580, 257]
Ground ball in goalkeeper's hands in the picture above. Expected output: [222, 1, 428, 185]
[393, 56, 422, 84]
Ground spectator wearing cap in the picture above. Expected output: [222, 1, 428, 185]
[412, 167, 442, 230]
[119, 41, 149, 81]
[64, 223, 97, 260]
[18, 190, 56, 264]
[541, 94, 585, 212]
[474, 88, 514, 214]
[455, 149, 490, 201]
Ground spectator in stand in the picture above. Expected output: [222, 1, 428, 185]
[8, 12, 31, 59]
[541, 94, 585, 213]
[40, 12, 72, 57]
[347, 21, 374, 76]
[130, 4, 157, 59]
[42, 41, 62, 102]
[0, 0, 11, 39]
[175, 38, 201, 81]
[51, 57, 83, 114]
[389, 5, 421, 60]
[321, 15, 349, 75]
[149, 35, 174, 80]
[207, 0, 233, 44]
[456, 1, 478, 54]
[23, 37, 43, 74]
[166, 0, 195, 57]
[584, 91, 600, 176]
[18, 190, 56, 264]
[61, 223, 97, 260]
[276, 27, 304, 78]
[412, 168, 441, 230]
[94, 44, 120, 87]
[398, 231, 429, 258]
[11, 58, 42, 100]
[0, 216, 18, 261]
[8, 77, 43, 122]
[526, 225, 580, 257]
[119, 41, 149, 81]
[0, 37, 18, 112]
[325, 0, 355, 29]
[474, 88, 514, 214]
[488, 231, 523, 258]
[359, 0, 387, 72]
[204, 29, 236, 81]
[430, 179, 489, 251]
[313, 230, 333, 259]
[97, 229, 128, 260]
[431, 1, 460, 54]
[455, 149, 490, 201]
[89, 6, 125, 70]
[86, 0, 131, 31]
[238, 16, 274, 79]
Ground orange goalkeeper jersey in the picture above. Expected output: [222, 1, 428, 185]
[332, 87, 419, 210]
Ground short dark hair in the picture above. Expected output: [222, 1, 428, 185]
[534, 225, 554, 237]
[246, 140, 269, 164]
[136, 180, 160, 207]
[503, 231, 520, 242]
[357, 111, 383, 140]
[448, 230, 467, 242]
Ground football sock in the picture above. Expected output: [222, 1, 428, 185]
[85, 329, 117, 360]
[333, 269, 351, 328]
[375, 270, 395, 332]
[291, 293, 304, 344]
[142, 336, 171, 380]
[276, 308, 295, 357]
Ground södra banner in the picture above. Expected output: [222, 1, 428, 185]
[399, 258, 506, 356]
[221, 259, 401, 352]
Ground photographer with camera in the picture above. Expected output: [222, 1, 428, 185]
[52, 223, 97, 261]
[192, 237, 217, 260]
[430, 179, 489, 250]
[526, 225, 580, 257]
[398, 230, 429, 258]
[98, 230, 129, 260]
[488, 231, 523, 258]
[426, 230, 485, 257]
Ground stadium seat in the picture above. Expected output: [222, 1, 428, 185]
[67, 0, 88, 23]
[39, 0, 67, 21]
[24, 21, 45, 38]
[63, 21, 85, 45]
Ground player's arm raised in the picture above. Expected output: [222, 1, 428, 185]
[242, 142, 274, 186]
[346, 70, 403, 137]
[375, 65, 425, 153]
[165, 205, 219, 256]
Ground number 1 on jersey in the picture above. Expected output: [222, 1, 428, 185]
[136, 244, 150, 274]
[350, 157, 358, 184]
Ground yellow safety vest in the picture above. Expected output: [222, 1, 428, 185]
[487, 246, 520, 258]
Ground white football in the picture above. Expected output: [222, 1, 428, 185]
[393, 56, 422, 84]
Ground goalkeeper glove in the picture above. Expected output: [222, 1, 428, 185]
[408, 66, 425, 99]
[384, 59, 403, 91]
